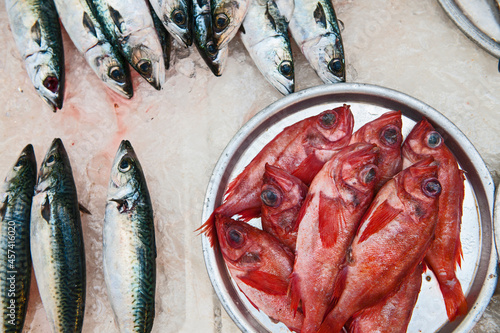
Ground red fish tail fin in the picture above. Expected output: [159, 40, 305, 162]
[289, 272, 302, 315]
[237, 207, 262, 222]
[319, 193, 344, 248]
[196, 211, 218, 248]
[440, 278, 467, 321]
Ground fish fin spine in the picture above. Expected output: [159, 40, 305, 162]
[239, 270, 289, 295]
[196, 211, 218, 248]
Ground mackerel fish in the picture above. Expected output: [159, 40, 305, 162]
[193, 0, 227, 76]
[150, 5, 171, 70]
[149, 0, 192, 47]
[0, 145, 37, 332]
[5, 0, 65, 111]
[53, 0, 133, 98]
[289, 0, 345, 83]
[30, 139, 86, 332]
[103, 140, 156, 332]
[211, 0, 251, 49]
[240, 0, 294, 95]
[90, 0, 165, 90]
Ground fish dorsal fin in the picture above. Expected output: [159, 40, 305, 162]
[41, 195, 51, 223]
[108, 5, 124, 33]
[31, 20, 42, 46]
[318, 192, 344, 248]
[238, 270, 289, 295]
[313, 2, 327, 28]
[358, 200, 402, 243]
[82, 12, 97, 38]
[265, 2, 277, 31]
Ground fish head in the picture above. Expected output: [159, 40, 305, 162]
[312, 104, 354, 146]
[3, 144, 37, 194]
[402, 119, 445, 166]
[127, 30, 166, 90]
[165, 0, 192, 46]
[251, 37, 294, 95]
[303, 33, 345, 83]
[25, 52, 64, 111]
[352, 111, 403, 149]
[196, 32, 228, 76]
[108, 140, 146, 200]
[37, 139, 71, 192]
[212, 0, 249, 48]
[400, 157, 441, 204]
[261, 164, 307, 219]
[85, 44, 133, 99]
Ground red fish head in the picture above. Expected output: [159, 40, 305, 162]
[310, 104, 354, 148]
[400, 157, 442, 204]
[403, 118, 445, 163]
[261, 164, 308, 219]
[352, 111, 403, 149]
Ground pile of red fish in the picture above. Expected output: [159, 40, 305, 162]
[198, 104, 467, 333]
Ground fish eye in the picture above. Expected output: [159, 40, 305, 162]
[319, 112, 337, 129]
[43, 76, 59, 93]
[14, 158, 26, 170]
[46, 154, 56, 166]
[261, 186, 281, 207]
[137, 59, 152, 76]
[381, 126, 401, 146]
[279, 61, 293, 78]
[172, 9, 186, 26]
[422, 178, 441, 197]
[214, 13, 229, 32]
[361, 167, 377, 185]
[227, 229, 245, 248]
[328, 58, 344, 77]
[119, 157, 133, 172]
[206, 41, 217, 56]
[109, 66, 125, 83]
[427, 131, 442, 148]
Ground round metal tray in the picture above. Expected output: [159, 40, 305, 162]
[438, 0, 500, 59]
[201, 83, 497, 333]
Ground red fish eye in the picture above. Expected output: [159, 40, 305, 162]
[359, 165, 377, 185]
[422, 178, 441, 197]
[261, 186, 281, 207]
[427, 131, 442, 148]
[227, 229, 245, 248]
[319, 112, 337, 129]
[380, 126, 401, 146]
[43, 76, 59, 93]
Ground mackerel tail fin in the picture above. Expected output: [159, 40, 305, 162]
[196, 211, 218, 248]
[440, 278, 467, 321]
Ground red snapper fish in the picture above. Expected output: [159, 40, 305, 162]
[260, 164, 308, 251]
[215, 214, 304, 332]
[199, 105, 354, 246]
[318, 158, 441, 333]
[290, 143, 380, 333]
[346, 263, 424, 333]
[350, 110, 403, 190]
[402, 118, 467, 321]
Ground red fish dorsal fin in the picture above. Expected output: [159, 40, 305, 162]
[358, 200, 402, 243]
[318, 192, 345, 248]
[238, 270, 289, 296]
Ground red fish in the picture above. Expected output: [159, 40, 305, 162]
[289, 143, 380, 333]
[260, 164, 308, 251]
[402, 118, 467, 321]
[215, 214, 304, 332]
[350, 110, 403, 190]
[199, 105, 354, 247]
[346, 263, 424, 333]
[318, 158, 441, 333]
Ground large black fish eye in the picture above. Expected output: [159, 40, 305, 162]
[119, 157, 133, 172]
[363, 167, 377, 184]
[46, 154, 55, 166]
[137, 59, 152, 76]
[279, 61, 293, 78]
[381, 126, 400, 146]
[14, 158, 26, 170]
[172, 9, 186, 26]
[228, 229, 244, 248]
[206, 41, 217, 56]
[422, 178, 441, 197]
[109, 66, 125, 83]
[427, 131, 442, 148]
[319, 112, 337, 129]
[328, 58, 344, 76]
[214, 13, 229, 32]
[261, 188, 280, 207]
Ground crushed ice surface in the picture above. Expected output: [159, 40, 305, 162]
[1, 0, 500, 332]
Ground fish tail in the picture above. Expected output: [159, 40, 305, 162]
[289, 272, 301, 315]
[196, 211, 218, 248]
[440, 278, 467, 321]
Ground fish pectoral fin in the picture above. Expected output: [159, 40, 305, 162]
[41, 195, 51, 223]
[318, 192, 344, 248]
[289, 272, 302, 314]
[79, 203, 92, 215]
[265, 3, 277, 31]
[292, 192, 315, 232]
[82, 12, 97, 38]
[31, 20, 42, 47]
[358, 200, 402, 243]
[313, 2, 327, 28]
[108, 5, 124, 34]
[238, 270, 289, 296]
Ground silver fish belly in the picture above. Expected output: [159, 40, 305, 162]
[5, 0, 65, 111]
[240, 0, 294, 95]
[53, 0, 133, 98]
[149, 0, 192, 47]
[0, 145, 37, 333]
[30, 139, 86, 332]
[90, 0, 165, 90]
[103, 140, 156, 333]
[289, 0, 345, 83]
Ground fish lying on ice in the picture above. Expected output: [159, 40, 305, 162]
[149, 0, 192, 46]
[0, 145, 37, 332]
[5, 0, 65, 111]
[103, 140, 156, 332]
